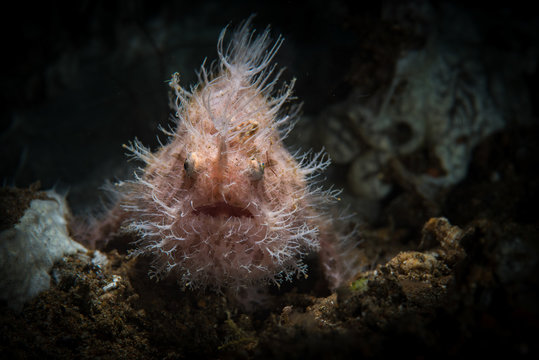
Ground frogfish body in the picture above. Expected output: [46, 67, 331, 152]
[86, 18, 358, 293]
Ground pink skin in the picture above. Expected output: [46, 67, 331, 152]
[82, 18, 357, 293]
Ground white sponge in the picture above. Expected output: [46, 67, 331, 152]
[0, 190, 86, 311]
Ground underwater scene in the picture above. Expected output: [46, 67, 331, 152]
[1, 1, 538, 358]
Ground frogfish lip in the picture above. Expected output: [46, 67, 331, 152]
[193, 201, 254, 218]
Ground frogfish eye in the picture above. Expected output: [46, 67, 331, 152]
[248, 158, 265, 181]
[184, 152, 199, 177]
